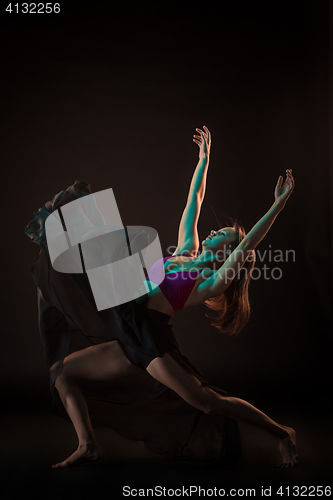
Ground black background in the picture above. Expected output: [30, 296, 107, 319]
[1, 0, 332, 498]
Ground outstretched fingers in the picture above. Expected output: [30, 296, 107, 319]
[278, 169, 295, 194]
[203, 125, 211, 143]
[193, 126, 211, 155]
[286, 169, 295, 191]
[195, 127, 209, 143]
[193, 134, 202, 142]
[284, 169, 295, 184]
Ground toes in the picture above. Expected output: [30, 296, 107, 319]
[51, 447, 101, 469]
[276, 461, 293, 468]
[52, 460, 69, 468]
[277, 456, 299, 468]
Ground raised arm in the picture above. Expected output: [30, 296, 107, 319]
[174, 126, 211, 256]
[198, 169, 295, 297]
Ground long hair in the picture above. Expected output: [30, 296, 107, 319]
[204, 211, 256, 336]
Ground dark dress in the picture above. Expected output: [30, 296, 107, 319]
[26, 180, 242, 463]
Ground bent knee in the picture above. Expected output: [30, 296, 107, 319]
[201, 391, 232, 417]
[189, 387, 219, 416]
[50, 361, 62, 384]
[202, 401, 221, 416]
[50, 361, 74, 389]
[53, 370, 67, 390]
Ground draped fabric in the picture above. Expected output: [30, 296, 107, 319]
[27, 181, 242, 463]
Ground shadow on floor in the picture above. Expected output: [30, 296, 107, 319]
[1, 409, 332, 500]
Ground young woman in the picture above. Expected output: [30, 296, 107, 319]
[26, 126, 297, 469]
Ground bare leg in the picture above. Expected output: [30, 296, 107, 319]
[51, 340, 141, 468]
[146, 353, 298, 467]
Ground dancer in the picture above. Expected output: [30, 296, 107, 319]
[26, 126, 297, 469]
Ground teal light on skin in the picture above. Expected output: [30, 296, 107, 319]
[185, 226, 239, 270]
[201, 227, 237, 253]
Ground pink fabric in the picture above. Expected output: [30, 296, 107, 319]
[146, 254, 204, 313]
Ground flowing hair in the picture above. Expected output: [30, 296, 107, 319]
[203, 211, 256, 336]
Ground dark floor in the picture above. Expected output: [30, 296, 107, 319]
[1, 408, 332, 500]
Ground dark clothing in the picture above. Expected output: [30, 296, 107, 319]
[32, 243, 241, 463]
[27, 180, 242, 463]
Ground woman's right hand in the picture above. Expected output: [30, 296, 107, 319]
[193, 125, 211, 159]
[275, 169, 295, 207]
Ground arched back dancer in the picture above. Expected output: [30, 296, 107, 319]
[26, 126, 297, 469]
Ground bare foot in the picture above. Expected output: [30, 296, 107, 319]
[275, 425, 299, 468]
[52, 443, 102, 468]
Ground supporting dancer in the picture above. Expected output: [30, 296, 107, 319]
[26, 126, 297, 469]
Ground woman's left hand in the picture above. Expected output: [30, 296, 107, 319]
[193, 125, 211, 158]
[275, 169, 295, 207]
